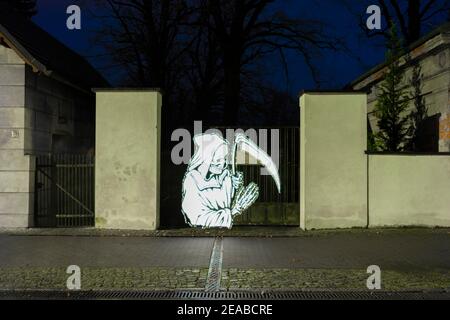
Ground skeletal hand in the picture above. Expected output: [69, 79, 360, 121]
[232, 183, 259, 217]
[232, 172, 244, 191]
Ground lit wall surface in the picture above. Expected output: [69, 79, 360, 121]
[0, 45, 30, 228]
[95, 90, 162, 230]
[300, 93, 368, 230]
[369, 155, 450, 227]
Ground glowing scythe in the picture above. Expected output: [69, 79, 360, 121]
[231, 133, 281, 194]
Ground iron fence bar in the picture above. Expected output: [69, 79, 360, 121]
[77, 154, 81, 227]
[50, 156, 57, 227]
[36, 164, 95, 216]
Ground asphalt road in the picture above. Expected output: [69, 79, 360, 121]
[1, 232, 449, 270]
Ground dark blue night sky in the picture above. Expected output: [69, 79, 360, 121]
[33, 0, 386, 93]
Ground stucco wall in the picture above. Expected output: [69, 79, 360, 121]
[0, 43, 96, 228]
[369, 154, 450, 227]
[95, 90, 162, 230]
[0, 45, 33, 228]
[25, 65, 95, 154]
[299, 93, 368, 230]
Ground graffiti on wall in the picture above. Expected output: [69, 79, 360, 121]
[181, 133, 281, 229]
[439, 113, 450, 140]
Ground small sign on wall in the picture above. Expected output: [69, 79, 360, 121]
[10, 130, 19, 139]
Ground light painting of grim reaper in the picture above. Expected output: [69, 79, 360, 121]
[181, 133, 281, 229]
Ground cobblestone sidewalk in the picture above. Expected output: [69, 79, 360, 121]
[0, 267, 208, 290]
[1, 227, 448, 238]
[0, 267, 449, 291]
[221, 268, 450, 291]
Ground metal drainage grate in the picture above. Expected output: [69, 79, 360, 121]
[1, 290, 449, 300]
[205, 237, 224, 292]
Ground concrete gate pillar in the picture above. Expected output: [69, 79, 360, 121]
[299, 92, 368, 230]
[94, 89, 162, 230]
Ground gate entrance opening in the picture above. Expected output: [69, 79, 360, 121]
[233, 127, 299, 226]
[161, 127, 299, 228]
[34, 154, 95, 228]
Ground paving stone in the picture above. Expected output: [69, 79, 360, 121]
[220, 268, 450, 291]
[0, 267, 209, 290]
[0, 229, 449, 291]
[1, 226, 449, 238]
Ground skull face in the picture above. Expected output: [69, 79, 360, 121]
[209, 145, 229, 175]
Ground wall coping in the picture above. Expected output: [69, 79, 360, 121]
[92, 88, 161, 93]
[366, 151, 450, 156]
[299, 90, 366, 98]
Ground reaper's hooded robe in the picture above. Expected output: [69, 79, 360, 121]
[181, 134, 235, 229]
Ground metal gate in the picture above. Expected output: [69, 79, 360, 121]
[34, 154, 95, 228]
[212, 127, 300, 226]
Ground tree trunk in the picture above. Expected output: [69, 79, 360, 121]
[223, 48, 241, 125]
[407, 0, 421, 44]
